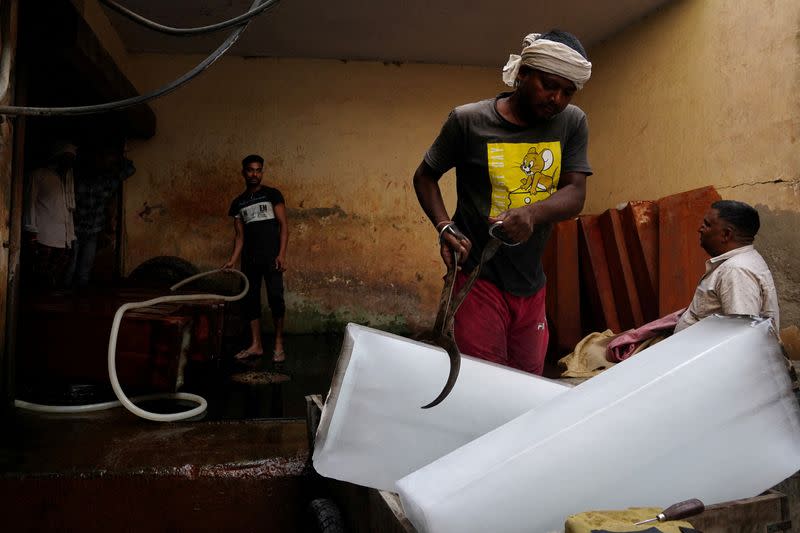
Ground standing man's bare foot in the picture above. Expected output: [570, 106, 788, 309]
[272, 345, 285, 362]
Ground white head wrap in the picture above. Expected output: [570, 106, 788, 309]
[502, 33, 592, 90]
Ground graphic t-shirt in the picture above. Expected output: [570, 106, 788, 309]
[424, 92, 592, 296]
[228, 186, 285, 262]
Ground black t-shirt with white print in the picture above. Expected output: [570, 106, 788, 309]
[228, 185, 285, 262]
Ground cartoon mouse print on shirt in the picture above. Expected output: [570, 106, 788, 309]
[509, 146, 556, 206]
[486, 141, 561, 217]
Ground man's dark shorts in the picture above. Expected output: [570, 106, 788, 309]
[242, 256, 285, 321]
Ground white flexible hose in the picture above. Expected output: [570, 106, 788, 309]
[14, 269, 249, 422]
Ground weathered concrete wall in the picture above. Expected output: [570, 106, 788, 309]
[577, 0, 800, 329]
[123, 55, 500, 333]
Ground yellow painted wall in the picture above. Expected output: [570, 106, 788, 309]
[123, 55, 501, 332]
[578, 0, 800, 328]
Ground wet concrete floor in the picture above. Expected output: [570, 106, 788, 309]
[203, 333, 344, 420]
[0, 407, 312, 531]
[2, 333, 346, 531]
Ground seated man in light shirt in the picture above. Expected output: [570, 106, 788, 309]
[561, 200, 780, 375]
[674, 199, 779, 332]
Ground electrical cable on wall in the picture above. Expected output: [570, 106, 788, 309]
[14, 269, 249, 422]
[0, 0, 277, 117]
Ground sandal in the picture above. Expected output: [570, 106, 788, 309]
[272, 349, 286, 363]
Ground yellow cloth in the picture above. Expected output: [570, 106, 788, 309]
[565, 507, 694, 533]
[558, 330, 665, 378]
[558, 329, 617, 378]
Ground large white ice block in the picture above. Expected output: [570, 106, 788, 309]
[397, 316, 800, 533]
[313, 323, 570, 491]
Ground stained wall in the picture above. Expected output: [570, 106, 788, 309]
[122, 55, 501, 332]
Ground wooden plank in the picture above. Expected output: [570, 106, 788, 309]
[305, 394, 324, 453]
[578, 214, 621, 333]
[619, 200, 660, 323]
[369, 491, 417, 533]
[599, 208, 644, 330]
[0, 0, 18, 411]
[773, 473, 800, 533]
[657, 186, 721, 315]
[543, 219, 582, 355]
[690, 490, 790, 533]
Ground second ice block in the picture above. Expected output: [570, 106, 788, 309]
[397, 316, 800, 533]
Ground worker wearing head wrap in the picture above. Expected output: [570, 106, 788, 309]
[413, 30, 593, 375]
[23, 140, 78, 288]
[502, 32, 592, 90]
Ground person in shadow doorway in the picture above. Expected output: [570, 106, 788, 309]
[23, 140, 78, 289]
[65, 138, 135, 289]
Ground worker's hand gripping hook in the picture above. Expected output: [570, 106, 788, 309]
[420, 221, 519, 409]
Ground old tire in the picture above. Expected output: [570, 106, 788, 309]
[128, 255, 199, 287]
[305, 498, 344, 533]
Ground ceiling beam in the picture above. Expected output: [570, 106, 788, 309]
[25, 0, 156, 138]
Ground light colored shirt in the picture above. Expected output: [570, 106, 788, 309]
[23, 166, 75, 248]
[675, 245, 780, 332]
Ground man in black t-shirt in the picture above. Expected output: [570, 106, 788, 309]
[413, 30, 592, 375]
[224, 154, 289, 362]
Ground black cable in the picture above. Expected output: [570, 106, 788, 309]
[0, 0, 275, 117]
[99, 0, 280, 36]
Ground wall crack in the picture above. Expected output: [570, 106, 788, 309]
[718, 178, 799, 190]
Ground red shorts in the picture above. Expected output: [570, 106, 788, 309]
[452, 271, 548, 375]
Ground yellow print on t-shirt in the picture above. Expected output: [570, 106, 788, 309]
[486, 142, 561, 217]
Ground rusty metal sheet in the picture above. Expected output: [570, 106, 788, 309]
[543, 219, 582, 355]
[619, 200, 660, 323]
[657, 186, 721, 315]
[598, 208, 644, 330]
[578, 214, 621, 334]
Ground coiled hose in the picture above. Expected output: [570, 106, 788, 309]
[14, 268, 248, 422]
